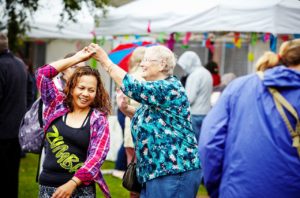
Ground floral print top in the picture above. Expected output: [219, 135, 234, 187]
[121, 74, 200, 183]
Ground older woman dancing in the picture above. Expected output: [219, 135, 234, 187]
[88, 43, 201, 198]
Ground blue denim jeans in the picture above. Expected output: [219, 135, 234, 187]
[140, 168, 202, 198]
[115, 109, 127, 171]
[191, 115, 206, 143]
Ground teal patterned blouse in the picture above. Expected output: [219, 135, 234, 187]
[121, 74, 201, 184]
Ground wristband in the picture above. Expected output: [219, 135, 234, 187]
[71, 178, 79, 187]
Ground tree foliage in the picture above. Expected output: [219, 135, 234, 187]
[0, 0, 109, 52]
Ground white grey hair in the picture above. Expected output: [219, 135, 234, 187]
[148, 45, 177, 76]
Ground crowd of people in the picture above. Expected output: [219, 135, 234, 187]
[1, 31, 300, 198]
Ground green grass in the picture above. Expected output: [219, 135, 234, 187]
[19, 154, 207, 198]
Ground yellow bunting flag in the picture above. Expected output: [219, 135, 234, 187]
[248, 52, 254, 62]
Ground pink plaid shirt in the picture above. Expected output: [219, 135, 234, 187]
[36, 64, 111, 197]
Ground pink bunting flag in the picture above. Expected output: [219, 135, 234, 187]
[264, 33, 271, 43]
[147, 20, 151, 33]
[183, 32, 192, 45]
[90, 30, 96, 38]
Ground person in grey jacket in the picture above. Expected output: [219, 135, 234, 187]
[178, 51, 213, 142]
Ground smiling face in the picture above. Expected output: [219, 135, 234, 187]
[140, 46, 176, 81]
[140, 49, 163, 81]
[71, 75, 97, 111]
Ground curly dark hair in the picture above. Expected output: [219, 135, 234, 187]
[63, 66, 111, 115]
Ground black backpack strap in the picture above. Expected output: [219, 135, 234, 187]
[35, 150, 42, 182]
[38, 99, 43, 128]
[36, 98, 44, 182]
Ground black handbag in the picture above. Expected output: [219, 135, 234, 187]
[122, 154, 142, 193]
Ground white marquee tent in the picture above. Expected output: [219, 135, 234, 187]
[96, 0, 300, 35]
[26, 0, 110, 39]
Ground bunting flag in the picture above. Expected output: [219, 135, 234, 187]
[234, 32, 240, 44]
[183, 32, 192, 45]
[251, 33, 257, 46]
[134, 35, 141, 40]
[175, 33, 181, 42]
[263, 33, 271, 42]
[123, 35, 130, 40]
[147, 20, 151, 33]
[206, 38, 214, 53]
[167, 33, 175, 51]
[294, 34, 300, 39]
[236, 38, 242, 48]
[280, 35, 289, 41]
[233, 32, 241, 48]
[202, 32, 208, 47]
[248, 52, 255, 62]
[270, 34, 277, 52]
[90, 30, 96, 38]
[157, 33, 165, 44]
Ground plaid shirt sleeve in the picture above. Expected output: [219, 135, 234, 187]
[74, 111, 111, 197]
[36, 64, 60, 106]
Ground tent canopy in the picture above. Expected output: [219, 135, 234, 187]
[26, 0, 110, 39]
[96, 0, 300, 35]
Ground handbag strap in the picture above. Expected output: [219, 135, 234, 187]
[257, 72, 300, 157]
[130, 152, 136, 164]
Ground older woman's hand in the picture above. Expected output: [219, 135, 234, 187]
[88, 43, 127, 86]
[88, 43, 111, 66]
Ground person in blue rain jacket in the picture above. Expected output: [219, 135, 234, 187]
[199, 39, 300, 198]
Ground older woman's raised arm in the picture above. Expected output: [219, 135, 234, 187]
[89, 43, 178, 107]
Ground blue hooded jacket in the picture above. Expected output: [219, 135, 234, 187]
[199, 66, 300, 198]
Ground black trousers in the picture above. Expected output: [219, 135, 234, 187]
[0, 138, 21, 198]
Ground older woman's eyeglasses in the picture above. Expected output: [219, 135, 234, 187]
[142, 58, 160, 63]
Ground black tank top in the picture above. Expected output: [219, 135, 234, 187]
[39, 110, 92, 187]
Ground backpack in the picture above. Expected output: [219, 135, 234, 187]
[19, 97, 44, 154]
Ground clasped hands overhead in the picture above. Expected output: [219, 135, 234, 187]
[75, 43, 111, 66]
